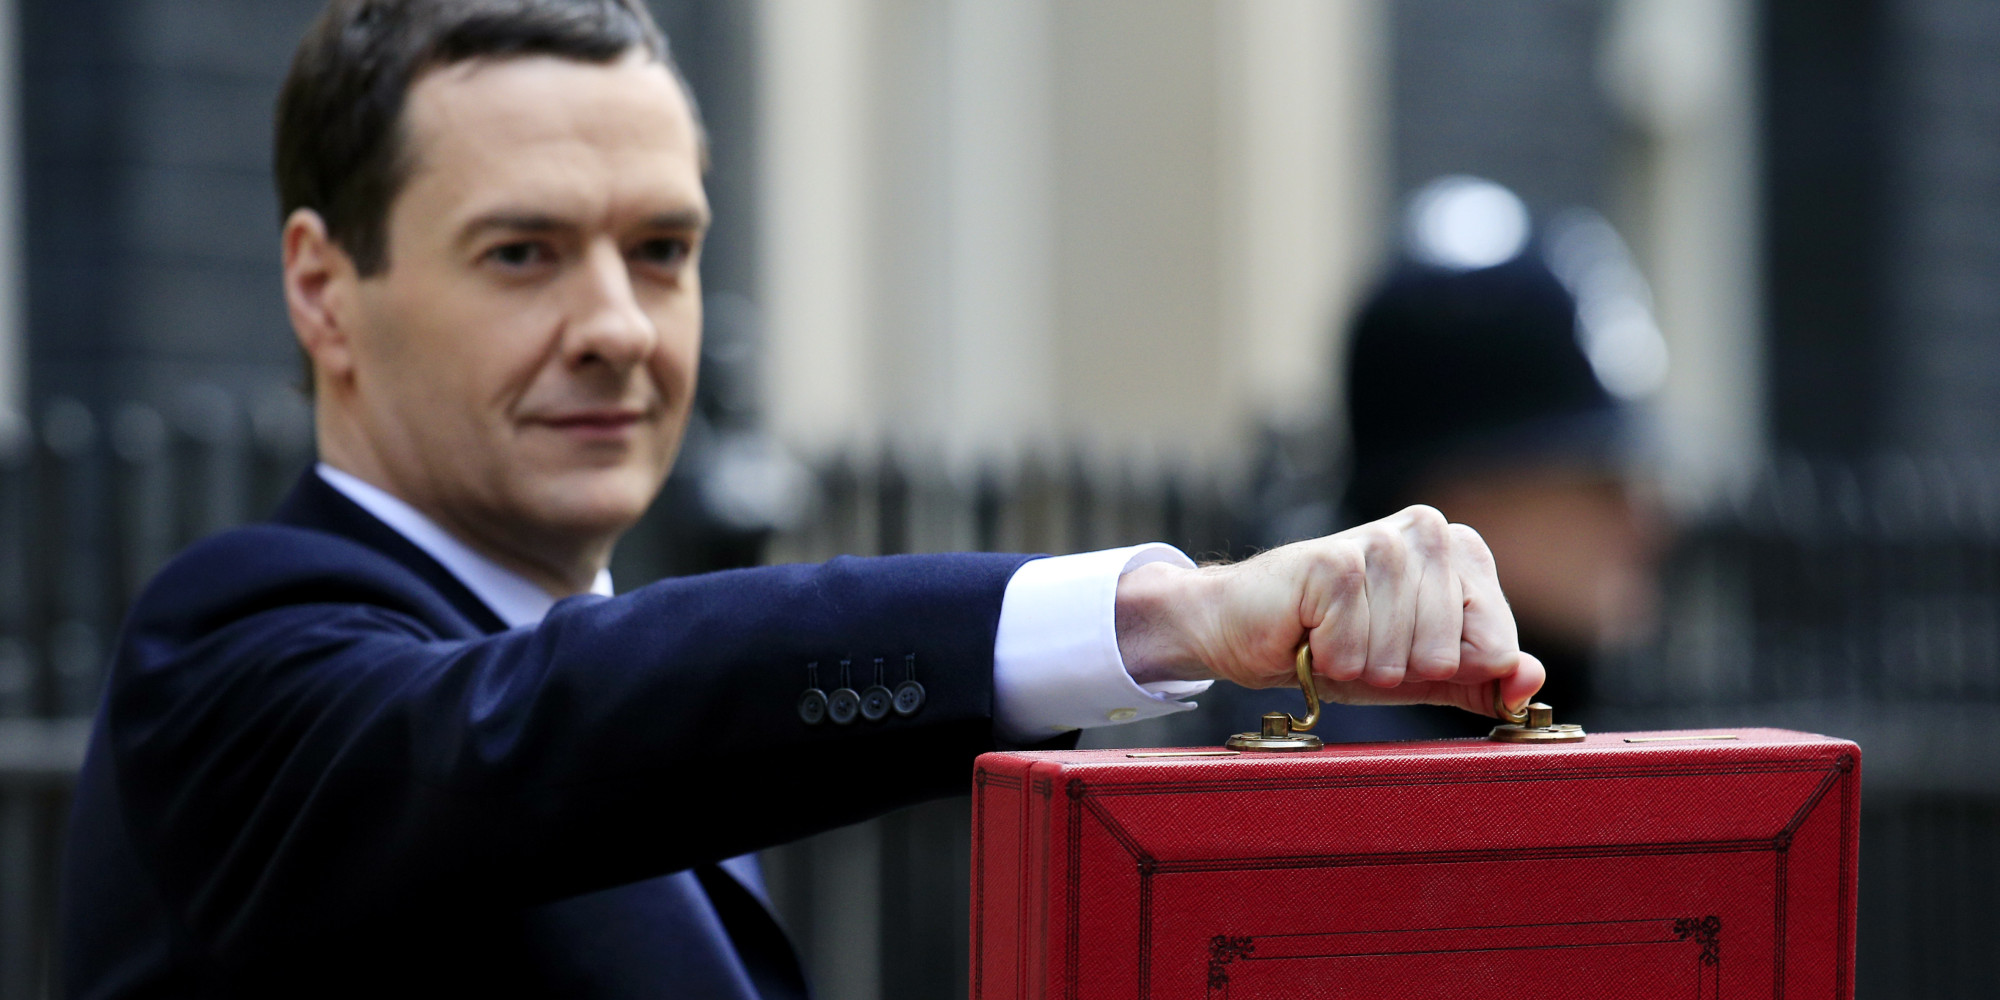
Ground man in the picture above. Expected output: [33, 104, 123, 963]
[59, 2, 1542, 997]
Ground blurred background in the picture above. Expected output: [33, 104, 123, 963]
[0, 0, 1994, 996]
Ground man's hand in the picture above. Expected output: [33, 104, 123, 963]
[1115, 505, 1545, 717]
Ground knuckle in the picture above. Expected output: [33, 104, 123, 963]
[1364, 664, 1406, 687]
[1305, 544, 1371, 609]
[1327, 544, 1368, 588]
[1361, 529, 1406, 567]
[1449, 521, 1495, 562]
[1411, 507, 1451, 554]
[1402, 504, 1449, 533]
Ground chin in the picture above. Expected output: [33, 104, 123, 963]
[525, 466, 666, 537]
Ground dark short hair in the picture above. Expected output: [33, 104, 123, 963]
[275, 0, 686, 277]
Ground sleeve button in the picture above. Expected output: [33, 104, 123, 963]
[797, 688, 829, 725]
[860, 685, 893, 722]
[827, 687, 861, 725]
[1106, 707, 1139, 723]
[892, 680, 926, 716]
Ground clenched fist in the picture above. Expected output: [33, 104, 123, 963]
[1114, 505, 1545, 717]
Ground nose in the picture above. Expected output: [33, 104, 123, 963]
[561, 239, 658, 372]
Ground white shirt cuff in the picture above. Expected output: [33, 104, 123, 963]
[993, 543, 1213, 742]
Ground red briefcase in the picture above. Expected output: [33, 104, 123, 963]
[971, 697, 1859, 1000]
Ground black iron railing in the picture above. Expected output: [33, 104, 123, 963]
[1, 398, 1995, 998]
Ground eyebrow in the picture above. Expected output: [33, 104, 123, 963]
[456, 207, 711, 245]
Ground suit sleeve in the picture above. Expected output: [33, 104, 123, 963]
[102, 526, 1038, 958]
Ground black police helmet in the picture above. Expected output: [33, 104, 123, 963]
[1342, 248, 1626, 522]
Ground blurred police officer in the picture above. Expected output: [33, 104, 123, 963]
[1343, 176, 1668, 722]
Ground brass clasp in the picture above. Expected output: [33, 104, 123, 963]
[1488, 691, 1586, 743]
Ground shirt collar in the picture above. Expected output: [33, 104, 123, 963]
[315, 463, 614, 629]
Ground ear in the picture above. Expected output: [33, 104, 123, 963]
[283, 208, 362, 394]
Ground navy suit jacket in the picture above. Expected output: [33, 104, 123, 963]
[61, 471, 1040, 997]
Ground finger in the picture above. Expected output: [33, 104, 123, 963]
[1361, 522, 1415, 687]
[1309, 542, 1370, 683]
[1407, 509, 1462, 680]
[1312, 674, 1422, 707]
[1448, 522, 1520, 676]
[1312, 651, 1546, 715]
[1315, 675, 1473, 711]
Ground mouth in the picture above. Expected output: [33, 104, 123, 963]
[527, 407, 652, 441]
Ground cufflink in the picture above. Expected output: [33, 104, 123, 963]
[798, 661, 829, 725]
[860, 657, 894, 722]
[828, 658, 861, 725]
[892, 653, 926, 716]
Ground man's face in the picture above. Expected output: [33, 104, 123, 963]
[1424, 463, 1666, 651]
[343, 51, 707, 555]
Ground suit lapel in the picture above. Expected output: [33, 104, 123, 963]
[270, 470, 510, 635]
[272, 469, 811, 997]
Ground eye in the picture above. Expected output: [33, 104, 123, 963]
[631, 237, 692, 271]
[484, 240, 556, 270]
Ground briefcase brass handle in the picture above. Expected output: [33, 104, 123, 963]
[1223, 644, 1587, 750]
[1224, 644, 1325, 752]
[1288, 642, 1321, 732]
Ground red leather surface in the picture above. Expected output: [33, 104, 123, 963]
[972, 729, 1859, 1000]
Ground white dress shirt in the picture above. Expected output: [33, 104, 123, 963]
[317, 464, 1208, 742]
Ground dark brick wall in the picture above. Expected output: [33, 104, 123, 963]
[1761, 0, 1895, 458]
[21, 0, 758, 426]
[23, 0, 319, 409]
[1764, 0, 2000, 462]
[1882, 0, 2000, 457]
[1389, 0, 1615, 218]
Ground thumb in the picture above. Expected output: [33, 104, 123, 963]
[1495, 651, 1546, 716]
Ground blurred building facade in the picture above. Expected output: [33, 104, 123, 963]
[756, 0, 1385, 471]
[1, 1, 1999, 998]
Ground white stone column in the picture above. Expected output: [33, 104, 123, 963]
[756, 0, 879, 459]
[1218, 0, 1389, 440]
[936, 0, 1056, 466]
[1603, 0, 1765, 506]
[1045, 0, 1225, 460]
[757, 0, 1391, 470]
[0, 0, 22, 438]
